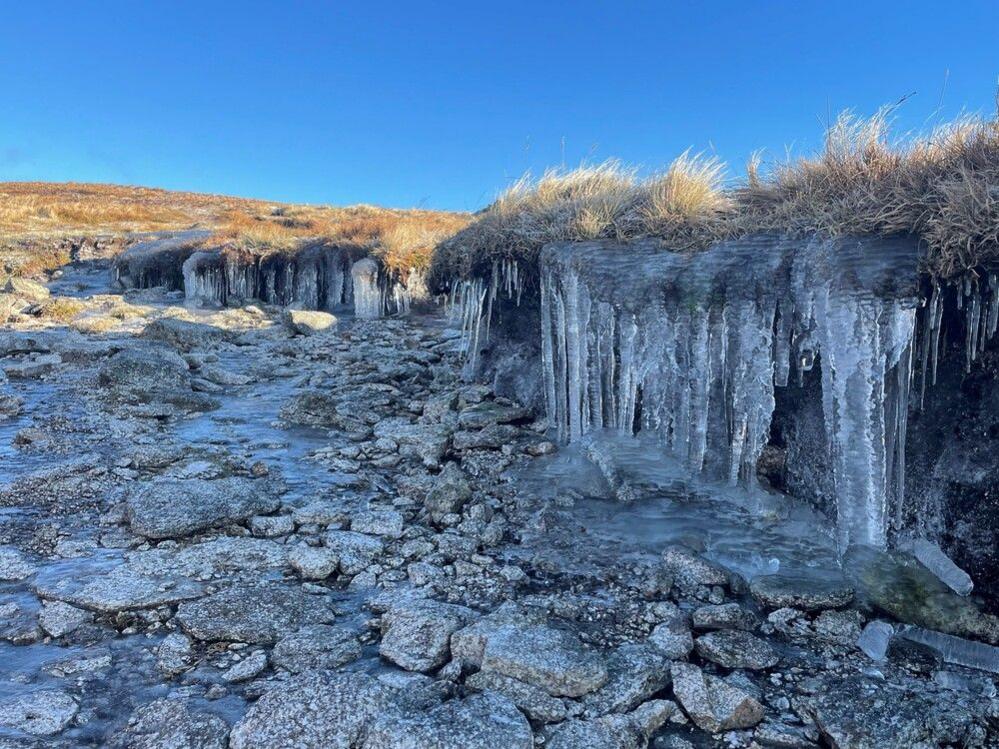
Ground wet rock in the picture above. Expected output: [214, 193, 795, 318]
[452, 423, 518, 450]
[662, 545, 730, 590]
[228, 671, 394, 748]
[35, 564, 204, 613]
[0, 548, 37, 581]
[280, 390, 341, 428]
[648, 616, 694, 660]
[373, 417, 451, 467]
[844, 545, 999, 643]
[694, 630, 778, 670]
[110, 698, 229, 749]
[272, 625, 362, 673]
[125, 477, 280, 539]
[98, 347, 216, 412]
[289, 545, 339, 580]
[670, 662, 764, 733]
[128, 537, 289, 579]
[800, 673, 982, 748]
[324, 530, 384, 575]
[363, 692, 533, 749]
[140, 318, 229, 352]
[249, 514, 295, 538]
[583, 642, 672, 716]
[282, 309, 337, 336]
[478, 624, 608, 697]
[157, 632, 195, 676]
[222, 650, 268, 682]
[38, 601, 92, 637]
[457, 401, 530, 429]
[351, 509, 404, 538]
[379, 598, 476, 672]
[424, 463, 472, 522]
[692, 603, 759, 631]
[750, 573, 854, 612]
[0, 690, 77, 736]
[176, 582, 335, 643]
[464, 670, 568, 724]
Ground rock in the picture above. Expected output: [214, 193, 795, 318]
[98, 347, 217, 413]
[140, 318, 229, 351]
[157, 632, 195, 676]
[324, 530, 384, 575]
[363, 692, 533, 749]
[844, 545, 999, 643]
[176, 583, 335, 643]
[801, 673, 981, 748]
[126, 477, 280, 539]
[249, 514, 295, 537]
[750, 573, 854, 612]
[282, 309, 337, 335]
[648, 618, 694, 660]
[351, 509, 405, 539]
[452, 423, 518, 450]
[0, 547, 37, 581]
[465, 670, 568, 724]
[691, 603, 759, 631]
[424, 463, 472, 522]
[478, 624, 608, 697]
[38, 601, 92, 637]
[546, 701, 676, 749]
[222, 650, 268, 682]
[272, 625, 362, 673]
[34, 564, 204, 613]
[583, 643, 672, 716]
[457, 401, 530, 429]
[228, 671, 394, 748]
[289, 545, 339, 580]
[670, 662, 764, 733]
[127, 537, 289, 579]
[110, 698, 229, 749]
[379, 599, 476, 672]
[0, 690, 77, 736]
[373, 417, 451, 467]
[280, 391, 342, 428]
[662, 545, 731, 590]
[694, 630, 778, 670]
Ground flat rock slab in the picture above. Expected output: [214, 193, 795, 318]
[127, 537, 290, 579]
[670, 662, 764, 733]
[35, 564, 204, 613]
[175, 582, 335, 643]
[750, 573, 854, 611]
[0, 689, 78, 736]
[364, 692, 533, 749]
[109, 698, 229, 749]
[126, 477, 281, 539]
[694, 630, 778, 670]
[479, 624, 608, 697]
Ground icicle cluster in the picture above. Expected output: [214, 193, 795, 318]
[447, 258, 524, 376]
[540, 236, 923, 551]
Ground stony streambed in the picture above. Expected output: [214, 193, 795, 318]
[0, 260, 995, 748]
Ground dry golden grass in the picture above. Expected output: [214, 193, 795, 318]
[37, 297, 87, 322]
[431, 107, 999, 289]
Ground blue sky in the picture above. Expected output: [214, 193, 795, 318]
[2, 2, 997, 211]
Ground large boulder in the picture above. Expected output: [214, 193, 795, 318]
[379, 598, 476, 672]
[140, 317, 229, 351]
[282, 309, 337, 336]
[125, 477, 281, 539]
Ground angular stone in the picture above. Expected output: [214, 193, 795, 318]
[157, 632, 195, 676]
[110, 698, 229, 749]
[176, 583, 335, 643]
[379, 599, 476, 672]
[373, 417, 451, 467]
[465, 670, 567, 724]
[457, 401, 530, 429]
[662, 545, 730, 589]
[691, 603, 759, 631]
[0, 547, 37, 581]
[38, 600, 92, 637]
[648, 618, 694, 660]
[222, 650, 268, 682]
[0, 690, 77, 736]
[35, 564, 204, 613]
[583, 643, 671, 716]
[351, 509, 405, 539]
[126, 477, 280, 539]
[671, 662, 763, 733]
[272, 625, 362, 673]
[424, 464, 472, 522]
[324, 530, 384, 575]
[750, 573, 854, 612]
[289, 545, 339, 580]
[452, 424, 518, 450]
[479, 624, 608, 697]
[695, 630, 778, 670]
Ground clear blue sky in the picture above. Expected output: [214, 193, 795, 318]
[2, 2, 997, 211]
